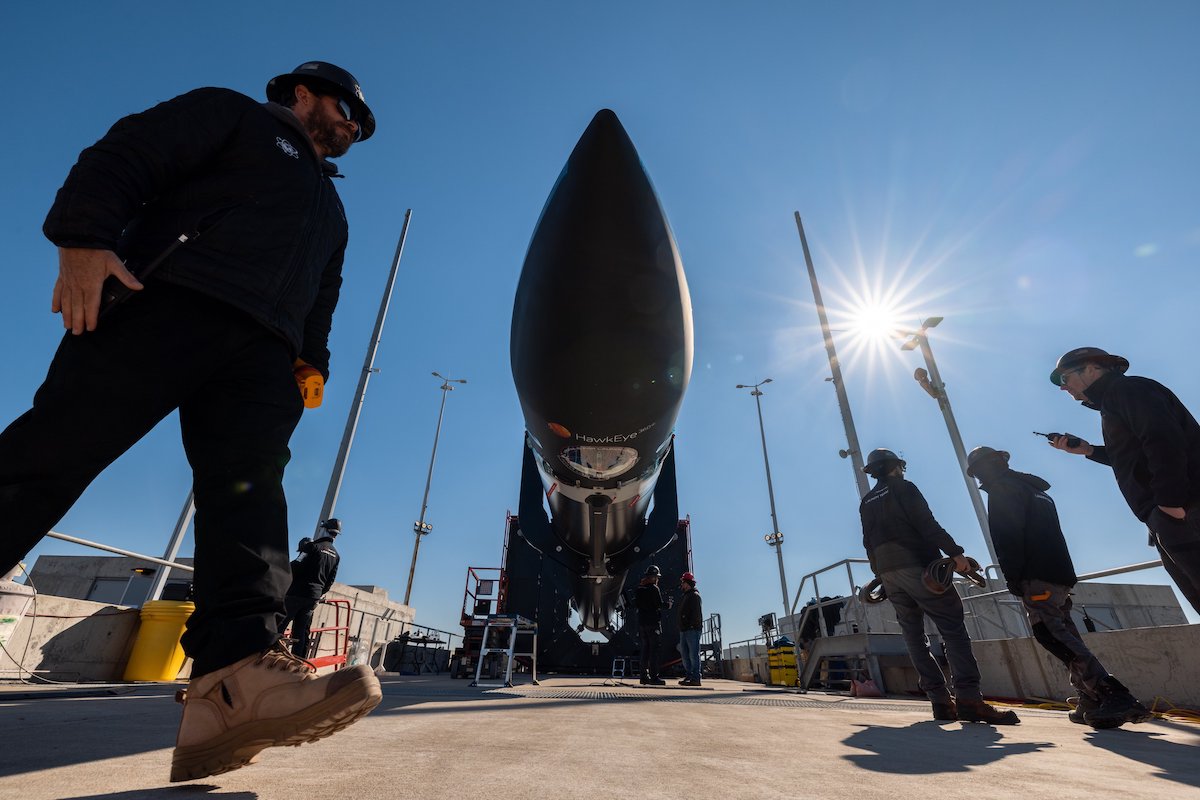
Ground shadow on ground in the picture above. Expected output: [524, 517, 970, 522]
[0, 676, 492, 779]
[1084, 725, 1200, 788]
[842, 720, 1056, 773]
[60, 787, 256, 800]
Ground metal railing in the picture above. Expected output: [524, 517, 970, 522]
[44, 529, 194, 575]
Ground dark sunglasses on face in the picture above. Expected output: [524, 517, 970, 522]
[326, 95, 363, 142]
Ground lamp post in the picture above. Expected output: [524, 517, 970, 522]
[402, 371, 466, 606]
[795, 212, 871, 500]
[895, 318, 1000, 572]
[735, 379, 790, 616]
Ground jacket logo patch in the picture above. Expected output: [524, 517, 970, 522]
[276, 137, 299, 158]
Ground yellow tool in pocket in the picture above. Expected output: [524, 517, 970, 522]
[293, 361, 324, 409]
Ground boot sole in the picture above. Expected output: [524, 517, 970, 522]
[170, 672, 383, 782]
[1085, 709, 1154, 729]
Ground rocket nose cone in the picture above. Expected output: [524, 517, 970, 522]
[569, 108, 636, 167]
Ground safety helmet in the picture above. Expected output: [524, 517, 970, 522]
[966, 446, 1010, 478]
[320, 518, 342, 537]
[862, 448, 906, 477]
[1049, 347, 1129, 386]
[680, 571, 695, 583]
[644, 565, 661, 576]
[266, 61, 376, 142]
[297, 536, 312, 553]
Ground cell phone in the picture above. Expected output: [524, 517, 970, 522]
[1033, 431, 1081, 448]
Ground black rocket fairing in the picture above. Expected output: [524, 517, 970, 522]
[510, 109, 694, 634]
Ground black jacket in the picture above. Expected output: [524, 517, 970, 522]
[978, 469, 1077, 592]
[678, 587, 702, 631]
[633, 580, 667, 629]
[1082, 371, 1200, 521]
[43, 88, 347, 378]
[286, 537, 340, 600]
[860, 476, 964, 574]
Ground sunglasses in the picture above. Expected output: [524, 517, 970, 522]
[1055, 366, 1085, 386]
[324, 94, 363, 141]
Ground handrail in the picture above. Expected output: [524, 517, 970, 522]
[46, 530, 194, 573]
[957, 558, 1167, 606]
[788, 558, 871, 615]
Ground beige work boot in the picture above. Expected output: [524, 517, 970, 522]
[170, 641, 383, 782]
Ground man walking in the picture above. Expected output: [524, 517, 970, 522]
[279, 518, 343, 657]
[1048, 347, 1200, 613]
[859, 448, 1018, 725]
[967, 446, 1151, 729]
[676, 571, 703, 686]
[0, 62, 382, 781]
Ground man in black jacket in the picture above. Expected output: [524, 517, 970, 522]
[0, 62, 381, 782]
[676, 571, 703, 686]
[968, 446, 1151, 729]
[633, 565, 671, 685]
[1047, 347, 1200, 613]
[279, 519, 343, 657]
[859, 448, 1018, 725]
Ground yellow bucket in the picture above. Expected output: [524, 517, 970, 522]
[123, 600, 195, 681]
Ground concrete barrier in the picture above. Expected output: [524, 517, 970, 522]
[0, 594, 139, 681]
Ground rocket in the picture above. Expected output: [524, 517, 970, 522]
[510, 109, 693, 634]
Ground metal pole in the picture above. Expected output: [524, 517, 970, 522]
[913, 333, 1000, 570]
[146, 492, 197, 601]
[316, 210, 413, 534]
[403, 373, 465, 606]
[45, 530, 195, 573]
[742, 382, 790, 616]
[794, 212, 870, 499]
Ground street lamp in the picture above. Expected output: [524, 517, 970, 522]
[735, 378, 790, 616]
[895, 318, 1000, 572]
[402, 371, 467, 606]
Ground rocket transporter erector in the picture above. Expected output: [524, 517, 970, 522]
[510, 110, 694, 639]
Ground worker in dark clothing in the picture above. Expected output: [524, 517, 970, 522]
[676, 572, 703, 686]
[278, 519, 342, 657]
[968, 446, 1151, 729]
[633, 565, 671, 685]
[1048, 347, 1200, 614]
[0, 62, 382, 782]
[859, 448, 1019, 725]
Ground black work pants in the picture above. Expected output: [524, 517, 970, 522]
[638, 624, 661, 679]
[0, 284, 303, 677]
[1147, 508, 1200, 615]
[279, 595, 320, 658]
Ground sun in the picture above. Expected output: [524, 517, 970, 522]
[847, 301, 904, 343]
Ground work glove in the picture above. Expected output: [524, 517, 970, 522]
[294, 359, 324, 409]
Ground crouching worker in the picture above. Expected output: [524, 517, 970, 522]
[859, 448, 1019, 725]
[968, 446, 1152, 729]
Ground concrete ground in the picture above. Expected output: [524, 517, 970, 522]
[1, 675, 1198, 800]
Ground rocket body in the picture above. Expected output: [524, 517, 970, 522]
[510, 110, 693, 632]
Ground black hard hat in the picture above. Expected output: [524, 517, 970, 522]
[966, 446, 1010, 478]
[320, 518, 342, 536]
[1049, 347, 1129, 386]
[863, 448, 906, 476]
[297, 536, 312, 552]
[266, 61, 376, 142]
[644, 565, 661, 576]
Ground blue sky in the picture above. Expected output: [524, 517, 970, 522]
[4, 2, 1198, 644]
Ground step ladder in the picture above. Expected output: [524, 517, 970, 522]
[470, 614, 540, 688]
[800, 632, 912, 692]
